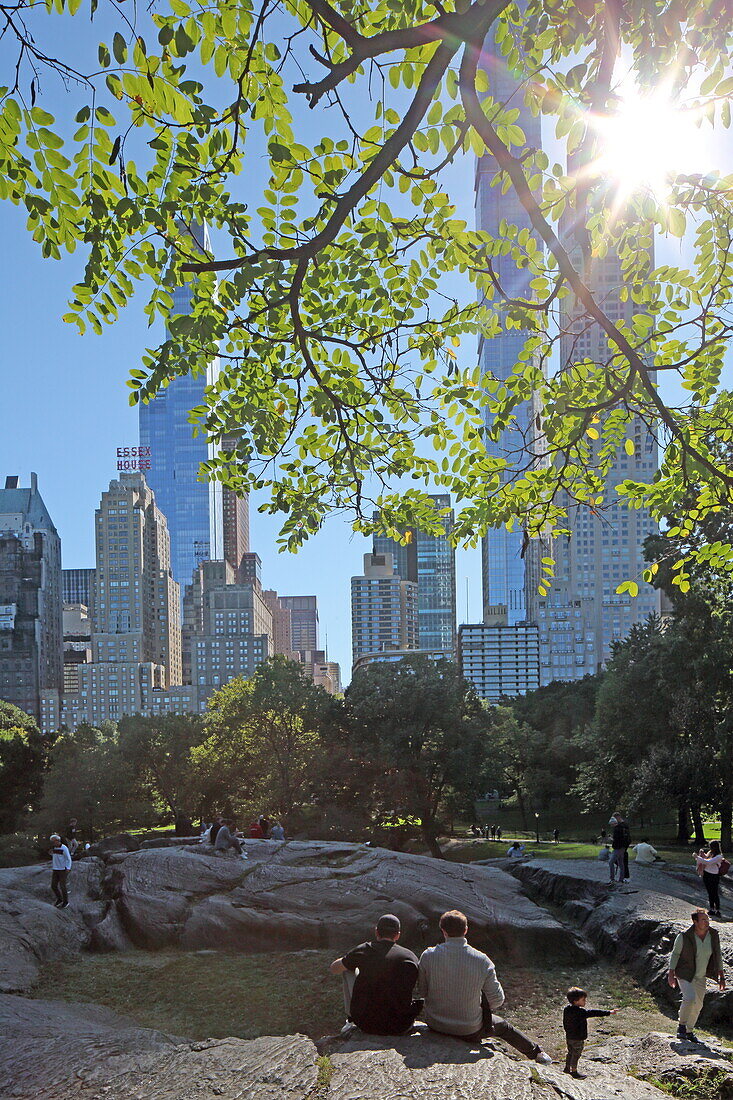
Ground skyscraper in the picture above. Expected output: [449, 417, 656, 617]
[0, 474, 62, 719]
[476, 24, 542, 624]
[373, 494, 456, 653]
[525, 193, 661, 683]
[62, 567, 95, 611]
[139, 224, 249, 593]
[279, 595, 319, 659]
[351, 553, 418, 667]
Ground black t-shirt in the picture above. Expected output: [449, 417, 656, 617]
[342, 939, 419, 1035]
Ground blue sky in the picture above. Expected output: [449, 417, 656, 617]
[1, 8, 730, 684]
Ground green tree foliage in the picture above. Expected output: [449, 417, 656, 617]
[193, 656, 336, 822]
[37, 722, 153, 840]
[117, 713, 206, 822]
[0, 1, 731, 570]
[344, 656, 490, 856]
[0, 701, 46, 833]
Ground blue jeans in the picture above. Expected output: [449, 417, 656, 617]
[609, 849, 625, 881]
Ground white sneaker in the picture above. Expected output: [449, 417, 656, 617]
[241, 852, 249, 860]
[535, 1051, 553, 1064]
[340, 1021, 357, 1038]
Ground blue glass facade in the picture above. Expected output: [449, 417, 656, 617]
[139, 228, 224, 594]
[476, 22, 541, 624]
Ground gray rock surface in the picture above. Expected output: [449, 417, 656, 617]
[0, 860, 128, 993]
[508, 859, 733, 1025]
[592, 1030, 733, 1092]
[0, 841, 590, 993]
[112, 841, 592, 960]
[0, 994, 317, 1100]
[0, 994, 672, 1100]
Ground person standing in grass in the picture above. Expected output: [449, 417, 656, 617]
[562, 987, 616, 1078]
[49, 833, 72, 908]
[668, 908, 726, 1043]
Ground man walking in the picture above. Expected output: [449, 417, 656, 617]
[668, 908, 726, 1043]
[417, 910, 552, 1062]
[329, 914, 422, 1036]
[49, 833, 72, 908]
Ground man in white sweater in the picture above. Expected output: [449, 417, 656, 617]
[418, 910, 552, 1061]
[49, 834, 72, 908]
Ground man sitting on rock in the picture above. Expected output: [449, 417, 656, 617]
[329, 914, 423, 1036]
[214, 819, 246, 858]
[418, 909, 552, 1063]
[668, 908, 726, 1043]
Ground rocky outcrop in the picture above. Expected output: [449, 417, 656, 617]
[0, 842, 590, 993]
[0, 859, 129, 993]
[110, 841, 592, 960]
[592, 1032, 733, 1097]
[507, 859, 733, 1025]
[0, 994, 672, 1100]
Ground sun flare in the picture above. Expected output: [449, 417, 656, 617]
[591, 84, 712, 202]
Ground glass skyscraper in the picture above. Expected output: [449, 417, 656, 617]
[139, 224, 223, 594]
[476, 21, 542, 624]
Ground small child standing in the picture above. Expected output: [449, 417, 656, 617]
[562, 987, 616, 1078]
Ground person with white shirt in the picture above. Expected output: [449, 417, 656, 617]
[696, 842, 725, 917]
[417, 909, 552, 1062]
[49, 834, 72, 908]
[632, 839, 660, 866]
[668, 908, 726, 1042]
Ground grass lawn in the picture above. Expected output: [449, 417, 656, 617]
[439, 838, 698, 867]
[33, 950, 343, 1041]
[32, 948, 713, 1055]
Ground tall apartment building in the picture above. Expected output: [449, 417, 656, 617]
[0, 474, 62, 719]
[525, 187, 660, 684]
[279, 595, 319, 658]
[62, 567, 95, 612]
[92, 474, 182, 683]
[53, 475, 195, 732]
[373, 494, 456, 654]
[62, 603, 92, 694]
[457, 608, 539, 703]
[351, 552, 418, 668]
[262, 590, 297, 660]
[476, 25, 542, 625]
[183, 558, 272, 705]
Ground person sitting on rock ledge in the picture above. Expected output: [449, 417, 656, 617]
[329, 914, 423, 1037]
[214, 819, 247, 858]
[506, 841, 525, 860]
[417, 910, 552, 1064]
[668, 907, 726, 1044]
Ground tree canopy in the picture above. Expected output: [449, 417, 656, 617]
[1, 0, 732, 578]
[0, 701, 46, 833]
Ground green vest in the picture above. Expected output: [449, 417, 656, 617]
[675, 926, 723, 983]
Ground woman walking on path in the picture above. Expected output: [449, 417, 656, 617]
[696, 842, 725, 917]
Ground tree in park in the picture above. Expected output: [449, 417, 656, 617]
[117, 712, 206, 826]
[193, 655, 336, 821]
[0, 1, 731, 575]
[344, 656, 490, 857]
[38, 722, 152, 840]
[0, 701, 46, 833]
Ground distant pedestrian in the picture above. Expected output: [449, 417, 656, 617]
[259, 815, 272, 838]
[49, 834, 72, 908]
[553, 828, 559, 844]
[495, 826, 502, 842]
[270, 821, 285, 841]
[608, 813, 630, 883]
[490, 825, 496, 840]
[66, 818, 79, 857]
[696, 842, 726, 917]
[597, 845, 611, 862]
[506, 841, 525, 860]
[668, 908, 726, 1043]
[632, 839, 661, 866]
[562, 987, 616, 1078]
